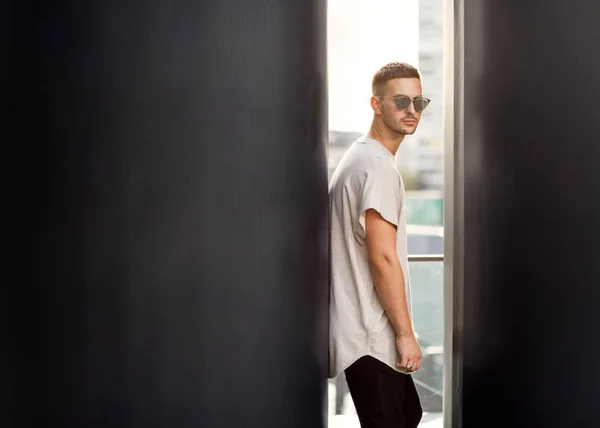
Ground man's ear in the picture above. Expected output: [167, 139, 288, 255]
[370, 96, 382, 115]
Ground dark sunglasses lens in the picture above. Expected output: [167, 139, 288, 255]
[414, 97, 430, 112]
[394, 96, 411, 110]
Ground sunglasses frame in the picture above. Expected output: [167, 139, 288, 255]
[378, 95, 431, 113]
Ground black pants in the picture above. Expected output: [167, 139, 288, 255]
[345, 356, 423, 428]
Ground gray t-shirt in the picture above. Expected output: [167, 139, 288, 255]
[328, 135, 412, 379]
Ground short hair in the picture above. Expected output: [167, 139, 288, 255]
[371, 62, 422, 96]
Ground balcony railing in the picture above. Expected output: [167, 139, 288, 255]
[408, 254, 444, 262]
[329, 254, 444, 428]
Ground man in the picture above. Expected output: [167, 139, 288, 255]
[329, 62, 430, 428]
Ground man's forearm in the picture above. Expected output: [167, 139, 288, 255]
[369, 256, 413, 337]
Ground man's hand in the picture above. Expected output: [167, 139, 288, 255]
[396, 334, 422, 374]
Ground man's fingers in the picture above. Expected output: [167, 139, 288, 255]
[411, 357, 422, 372]
[397, 355, 422, 373]
[397, 356, 410, 370]
[397, 356, 414, 371]
[412, 355, 422, 372]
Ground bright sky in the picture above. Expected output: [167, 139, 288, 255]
[327, 0, 419, 132]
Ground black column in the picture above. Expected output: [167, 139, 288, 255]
[453, 0, 600, 426]
[3, 1, 328, 427]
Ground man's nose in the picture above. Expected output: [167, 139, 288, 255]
[406, 100, 417, 114]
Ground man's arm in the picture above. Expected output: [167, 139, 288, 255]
[364, 208, 422, 372]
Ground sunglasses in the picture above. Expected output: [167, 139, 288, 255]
[379, 95, 431, 113]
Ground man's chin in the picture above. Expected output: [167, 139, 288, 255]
[393, 126, 417, 136]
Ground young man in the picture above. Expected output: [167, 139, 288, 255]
[329, 62, 430, 428]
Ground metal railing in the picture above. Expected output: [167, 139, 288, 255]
[408, 254, 444, 262]
[408, 253, 445, 402]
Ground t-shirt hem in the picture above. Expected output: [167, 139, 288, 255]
[329, 351, 400, 379]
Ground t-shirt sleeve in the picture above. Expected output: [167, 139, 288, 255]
[354, 165, 402, 237]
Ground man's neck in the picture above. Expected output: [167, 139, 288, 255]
[366, 123, 405, 156]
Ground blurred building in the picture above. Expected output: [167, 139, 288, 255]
[414, 0, 444, 190]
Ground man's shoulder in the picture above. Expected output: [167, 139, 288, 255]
[330, 161, 371, 196]
[339, 142, 392, 175]
[331, 144, 367, 179]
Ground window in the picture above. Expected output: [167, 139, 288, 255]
[327, 0, 445, 427]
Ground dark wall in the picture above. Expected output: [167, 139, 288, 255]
[2, 1, 328, 427]
[457, 0, 600, 426]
